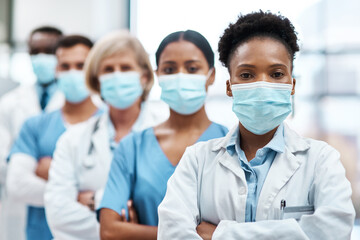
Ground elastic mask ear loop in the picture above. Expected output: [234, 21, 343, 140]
[228, 77, 234, 97]
[290, 78, 295, 117]
[206, 68, 214, 80]
[140, 70, 146, 90]
[204, 68, 215, 92]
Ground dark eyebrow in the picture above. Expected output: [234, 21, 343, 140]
[162, 60, 201, 65]
[184, 60, 201, 64]
[161, 61, 177, 65]
[236, 63, 289, 68]
[270, 64, 288, 68]
[236, 64, 256, 68]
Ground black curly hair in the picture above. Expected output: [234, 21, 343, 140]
[218, 11, 299, 69]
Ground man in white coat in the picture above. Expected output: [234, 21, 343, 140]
[0, 26, 64, 240]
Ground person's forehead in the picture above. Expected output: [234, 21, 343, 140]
[29, 32, 59, 46]
[56, 44, 90, 59]
[230, 38, 291, 68]
[100, 50, 138, 65]
[160, 40, 206, 63]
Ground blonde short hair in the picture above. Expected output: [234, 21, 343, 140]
[84, 30, 154, 101]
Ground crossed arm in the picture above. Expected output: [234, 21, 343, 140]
[158, 146, 355, 240]
[99, 201, 157, 240]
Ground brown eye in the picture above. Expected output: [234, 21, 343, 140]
[104, 66, 114, 73]
[163, 67, 174, 74]
[271, 72, 284, 78]
[121, 65, 132, 72]
[187, 66, 199, 73]
[44, 48, 54, 54]
[76, 63, 84, 70]
[240, 73, 253, 79]
[30, 50, 39, 55]
[60, 63, 70, 71]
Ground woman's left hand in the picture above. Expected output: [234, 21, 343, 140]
[35, 156, 52, 180]
[77, 191, 95, 211]
[119, 200, 139, 223]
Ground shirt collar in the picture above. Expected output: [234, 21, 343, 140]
[35, 81, 58, 99]
[106, 111, 118, 151]
[226, 126, 239, 156]
[106, 102, 145, 151]
[226, 123, 285, 156]
[264, 123, 285, 153]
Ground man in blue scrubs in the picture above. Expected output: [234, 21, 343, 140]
[6, 35, 101, 240]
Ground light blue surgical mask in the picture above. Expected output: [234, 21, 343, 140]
[231, 81, 293, 135]
[158, 72, 209, 115]
[100, 71, 143, 109]
[57, 70, 89, 103]
[31, 53, 57, 84]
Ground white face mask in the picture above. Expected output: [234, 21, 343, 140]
[231, 81, 293, 135]
[57, 70, 89, 103]
[100, 71, 143, 109]
[158, 71, 212, 115]
[31, 53, 57, 84]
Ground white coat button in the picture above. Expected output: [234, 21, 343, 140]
[238, 187, 246, 195]
[258, 149, 264, 157]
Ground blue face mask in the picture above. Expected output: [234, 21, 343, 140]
[31, 53, 57, 84]
[231, 81, 293, 135]
[158, 72, 208, 115]
[57, 70, 89, 103]
[100, 71, 143, 109]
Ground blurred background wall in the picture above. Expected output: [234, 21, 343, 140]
[0, 0, 359, 233]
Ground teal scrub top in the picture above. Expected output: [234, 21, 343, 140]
[99, 122, 228, 226]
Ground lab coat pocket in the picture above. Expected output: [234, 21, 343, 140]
[281, 204, 314, 221]
[268, 205, 314, 221]
[269, 202, 315, 221]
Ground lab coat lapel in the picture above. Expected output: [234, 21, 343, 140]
[256, 125, 309, 220]
[218, 150, 246, 183]
[215, 125, 247, 182]
[45, 90, 64, 112]
[27, 86, 42, 112]
[12, 86, 41, 135]
[89, 115, 111, 165]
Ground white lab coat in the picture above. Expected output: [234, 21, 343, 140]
[158, 124, 355, 240]
[0, 85, 64, 183]
[5, 95, 105, 206]
[44, 102, 166, 240]
[0, 84, 63, 240]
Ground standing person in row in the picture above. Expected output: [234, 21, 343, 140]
[0, 26, 63, 240]
[45, 30, 161, 240]
[158, 11, 355, 240]
[6, 35, 101, 240]
[99, 30, 228, 240]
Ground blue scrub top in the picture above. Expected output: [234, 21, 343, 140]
[9, 109, 102, 240]
[99, 122, 228, 226]
[9, 110, 66, 240]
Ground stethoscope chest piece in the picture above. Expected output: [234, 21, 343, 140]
[83, 155, 96, 168]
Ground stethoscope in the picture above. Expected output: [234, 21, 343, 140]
[82, 117, 101, 168]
